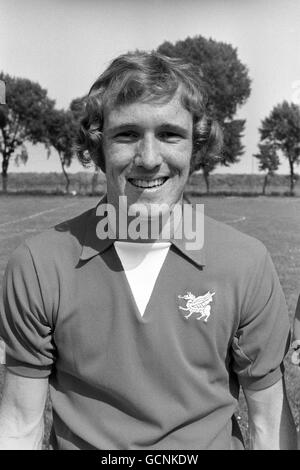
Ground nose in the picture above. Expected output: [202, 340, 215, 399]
[134, 134, 162, 170]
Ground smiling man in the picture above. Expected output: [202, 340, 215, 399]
[0, 51, 297, 450]
[103, 94, 193, 212]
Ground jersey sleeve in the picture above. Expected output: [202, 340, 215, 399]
[0, 243, 55, 378]
[232, 248, 291, 391]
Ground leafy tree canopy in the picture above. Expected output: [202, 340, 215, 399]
[45, 108, 77, 166]
[69, 96, 86, 123]
[158, 36, 251, 122]
[259, 101, 300, 161]
[254, 142, 280, 174]
[44, 107, 79, 193]
[157, 36, 251, 179]
[259, 101, 300, 194]
[0, 72, 54, 190]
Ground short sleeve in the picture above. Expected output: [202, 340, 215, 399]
[0, 243, 55, 378]
[232, 249, 291, 391]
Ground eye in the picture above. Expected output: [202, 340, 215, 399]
[113, 131, 139, 142]
[158, 131, 183, 142]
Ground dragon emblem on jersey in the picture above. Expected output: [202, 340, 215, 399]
[178, 290, 215, 322]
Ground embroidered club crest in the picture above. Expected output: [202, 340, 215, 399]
[178, 290, 215, 322]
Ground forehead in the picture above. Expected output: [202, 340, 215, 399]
[103, 94, 193, 130]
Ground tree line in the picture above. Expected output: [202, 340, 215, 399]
[0, 36, 299, 195]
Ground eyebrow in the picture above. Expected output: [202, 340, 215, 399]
[105, 123, 190, 136]
[158, 123, 190, 135]
[105, 124, 140, 135]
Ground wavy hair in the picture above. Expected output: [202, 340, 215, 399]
[76, 51, 223, 173]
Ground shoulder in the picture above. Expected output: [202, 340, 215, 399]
[11, 207, 94, 268]
[205, 215, 265, 251]
[204, 214, 268, 269]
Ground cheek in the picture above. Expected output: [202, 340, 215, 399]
[170, 144, 193, 173]
[104, 145, 134, 174]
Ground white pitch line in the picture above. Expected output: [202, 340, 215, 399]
[224, 216, 247, 224]
[0, 202, 79, 229]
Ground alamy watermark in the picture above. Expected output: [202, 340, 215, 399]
[95, 196, 204, 250]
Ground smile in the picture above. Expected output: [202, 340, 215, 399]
[127, 177, 169, 189]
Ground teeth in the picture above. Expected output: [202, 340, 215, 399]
[129, 178, 167, 188]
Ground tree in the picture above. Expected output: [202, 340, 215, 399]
[46, 97, 89, 195]
[69, 96, 86, 122]
[254, 142, 280, 195]
[191, 119, 246, 192]
[196, 153, 220, 194]
[45, 108, 77, 193]
[157, 36, 251, 183]
[259, 101, 300, 195]
[0, 72, 54, 192]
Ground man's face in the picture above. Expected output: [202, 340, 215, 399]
[102, 93, 193, 214]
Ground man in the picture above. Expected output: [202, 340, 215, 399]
[0, 51, 297, 450]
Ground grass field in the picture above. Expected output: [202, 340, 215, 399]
[3, 171, 300, 197]
[0, 194, 299, 448]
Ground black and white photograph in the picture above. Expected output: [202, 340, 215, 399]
[0, 0, 299, 452]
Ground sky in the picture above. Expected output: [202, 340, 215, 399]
[1, 0, 300, 174]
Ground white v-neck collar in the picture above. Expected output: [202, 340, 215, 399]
[114, 241, 170, 317]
